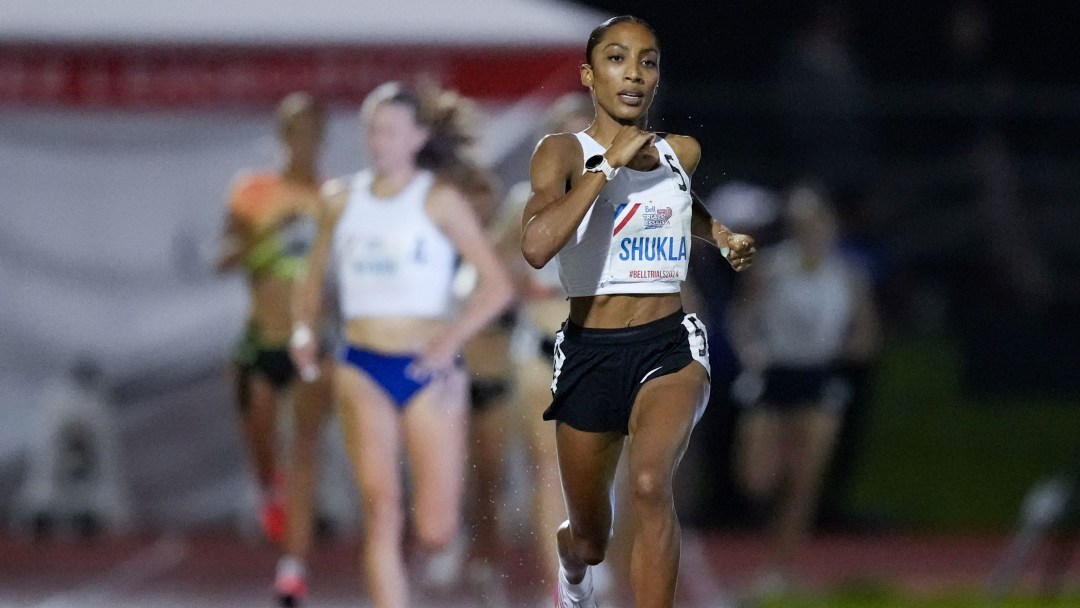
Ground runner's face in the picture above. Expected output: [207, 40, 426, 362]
[283, 110, 324, 166]
[365, 102, 428, 172]
[582, 22, 660, 123]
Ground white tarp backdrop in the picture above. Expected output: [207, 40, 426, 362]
[0, 0, 605, 528]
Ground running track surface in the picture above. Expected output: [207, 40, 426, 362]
[1, 531, 1077, 607]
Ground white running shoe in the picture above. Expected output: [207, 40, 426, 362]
[274, 556, 307, 607]
[554, 566, 598, 608]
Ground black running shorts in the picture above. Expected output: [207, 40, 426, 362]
[543, 309, 711, 435]
[760, 366, 850, 412]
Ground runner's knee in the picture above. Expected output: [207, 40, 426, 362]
[565, 520, 609, 565]
[361, 485, 403, 529]
[574, 536, 608, 566]
[630, 465, 673, 508]
[415, 513, 458, 552]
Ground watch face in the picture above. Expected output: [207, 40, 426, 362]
[585, 154, 604, 170]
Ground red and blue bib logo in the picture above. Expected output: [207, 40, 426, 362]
[613, 203, 671, 235]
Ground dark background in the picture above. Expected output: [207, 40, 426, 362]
[577, 1, 1080, 84]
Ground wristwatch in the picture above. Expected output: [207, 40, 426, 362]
[584, 154, 619, 181]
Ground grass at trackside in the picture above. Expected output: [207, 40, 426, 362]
[847, 335, 1080, 532]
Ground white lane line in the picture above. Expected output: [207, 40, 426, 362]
[31, 535, 189, 608]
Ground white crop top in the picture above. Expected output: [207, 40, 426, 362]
[556, 132, 694, 297]
[332, 169, 458, 320]
[758, 241, 858, 366]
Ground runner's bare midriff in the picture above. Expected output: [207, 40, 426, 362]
[568, 292, 683, 329]
[343, 317, 450, 354]
[248, 276, 296, 345]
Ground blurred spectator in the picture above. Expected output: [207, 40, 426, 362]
[727, 182, 882, 596]
[11, 358, 131, 538]
[695, 181, 889, 532]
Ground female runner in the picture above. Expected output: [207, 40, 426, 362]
[519, 16, 756, 608]
[216, 91, 334, 606]
[290, 82, 514, 608]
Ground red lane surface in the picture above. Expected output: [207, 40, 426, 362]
[0, 531, 1076, 606]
